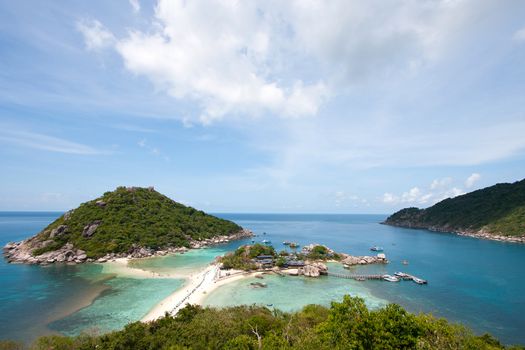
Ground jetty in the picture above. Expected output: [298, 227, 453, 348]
[327, 271, 427, 284]
[327, 272, 384, 280]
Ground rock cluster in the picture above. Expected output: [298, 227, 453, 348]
[3, 242, 88, 265]
[3, 229, 253, 265]
[298, 262, 327, 277]
[301, 243, 334, 254]
[341, 254, 388, 266]
[93, 246, 189, 263]
[455, 230, 525, 243]
[82, 221, 101, 238]
[188, 229, 254, 249]
[49, 225, 68, 238]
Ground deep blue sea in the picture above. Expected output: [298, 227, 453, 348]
[1, 212, 524, 345]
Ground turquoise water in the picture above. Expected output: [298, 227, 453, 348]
[1, 212, 524, 345]
[214, 214, 525, 345]
[203, 263, 388, 311]
[48, 277, 183, 336]
[128, 244, 244, 276]
[0, 212, 185, 342]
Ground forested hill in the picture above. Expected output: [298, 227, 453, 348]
[384, 178, 525, 239]
[3, 186, 244, 261]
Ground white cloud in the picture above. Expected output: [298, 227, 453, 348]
[93, 0, 486, 124]
[76, 19, 115, 51]
[79, 1, 525, 173]
[465, 173, 481, 188]
[115, 0, 328, 123]
[513, 26, 525, 41]
[382, 193, 398, 204]
[0, 128, 105, 155]
[430, 177, 452, 190]
[129, 0, 140, 13]
[401, 187, 422, 203]
[382, 178, 466, 206]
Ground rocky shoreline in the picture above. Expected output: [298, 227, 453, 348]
[3, 229, 254, 265]
[383, 222, 525, 244]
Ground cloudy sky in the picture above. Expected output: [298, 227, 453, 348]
[1, 0, 524, 212]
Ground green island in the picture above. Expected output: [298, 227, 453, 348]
[383, 178, 525, 242]
[219, 243, 342, 271]
[3, 187, 251, 264]
[1, 296, 522, 350]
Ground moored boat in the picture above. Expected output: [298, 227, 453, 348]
[394, 272, 410, 278]
[370, 246, 384, 252]
[412, 277, 427, 285]
[283, 241, 291, 245]
[382, 274, 400, 282]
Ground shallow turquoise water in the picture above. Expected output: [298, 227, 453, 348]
[1, 212, 524, 345]
[48, 277, 183, 336]
[203, 263, 387, 311]
[128, 243, 245, 276]
[0, 212, 186, 341]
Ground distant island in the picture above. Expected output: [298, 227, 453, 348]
[384, 178, 525, 243]
[3, 186, 252, 264]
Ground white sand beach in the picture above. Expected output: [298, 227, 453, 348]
[96, 256, 266, 323]
[101, 258, 186, 279]
[141, 265, 260, 322]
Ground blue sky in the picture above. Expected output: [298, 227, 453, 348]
[1, 0, 524, 213]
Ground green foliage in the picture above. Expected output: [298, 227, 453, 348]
[15, 296, 521, 350]
[278, 250, 289, 256]
[220, 244, 276, 271]
[0, 340, 24, 350]
[220, 253, 257, 271]
[304, 245, 340, 261]
[246, 244, 276, 259]
[30, 187, 242, 258]
[275, 256, 286, 267]
[306, 245, 329, 260]
[385, 179, 525, 236]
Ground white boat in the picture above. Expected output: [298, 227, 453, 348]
[382, 274, 400, 282]
[370, 246, 384, 252]
[283, 241, 291, 245]
[394, 272, 410, 278]
[412, 277, 427, 285]
[262, 239, 272, 244]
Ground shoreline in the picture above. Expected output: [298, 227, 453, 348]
[382, 222, 525, 244]
[3, 228, 255, 265]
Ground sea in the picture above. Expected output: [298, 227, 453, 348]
[0, 212, 524, 345]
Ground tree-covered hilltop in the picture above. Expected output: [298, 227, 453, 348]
[384, 178, 525, 239]
[2, 296, 522, 350]
[3, 186, 245, 261]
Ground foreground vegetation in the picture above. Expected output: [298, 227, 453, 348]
[32, 187, 242, 258]
[385, 178, 525, 236]
[1, 296, 522, 350]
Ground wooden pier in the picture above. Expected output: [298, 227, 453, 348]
[327, 272, 384, 280]
[327, 271, 427, 284]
